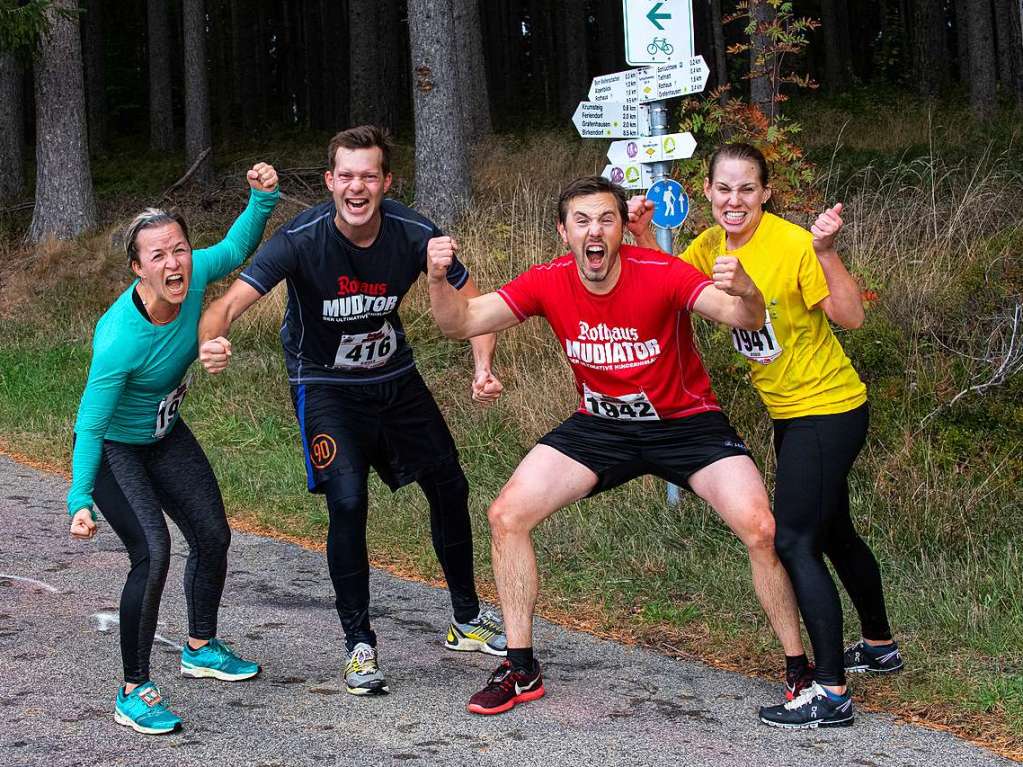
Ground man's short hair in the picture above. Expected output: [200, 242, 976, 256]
[557, 175, 629, 225]
[326, 125, 392, 175]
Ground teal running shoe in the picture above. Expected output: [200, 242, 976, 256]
[114, 682, 182, 735]
[180, 638, 260, 681]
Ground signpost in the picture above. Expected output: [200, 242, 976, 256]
[588, 57, 709, 104]
[606, 132, 697, 165]
[601, 162, 655, 190]
[572, 101, 652, 138]
[622, 0, 694, 65]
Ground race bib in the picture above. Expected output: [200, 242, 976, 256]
[154, 373, 192, 438]
[731, 310, 782, 365]
[583, 383, 660, 420]
[332, 321, 397, 370]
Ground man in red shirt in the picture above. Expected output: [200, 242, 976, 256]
[427, 175, 805, 715]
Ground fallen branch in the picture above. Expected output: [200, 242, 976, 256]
[922, 303, 1023, 425]
[160, 147, 213, 202]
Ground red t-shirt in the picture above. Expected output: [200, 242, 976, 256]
[498, 244, 720, 421]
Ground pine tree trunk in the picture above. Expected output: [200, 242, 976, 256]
[182, 0, 214, 185]
[993, 0, 1023, 104]
[408, 0, 471, 230]
[231, 0, 262, 130]
[557, 0, 588, 120]
[453, 0, 492, 142]
[148, 0, 176, 151]
[820, 0, 851, 94]
[595, 0, 624, 75]
[349, 0, 401, 131]
[709, 0, 728, 97]
[954, 0, 969, 84]
[968, 0, 998, 120]
[914, 0, 947, 96]
[30, 0, 97, 242]
[749, 0, 778, 119]
[0, 52, 25, 202]
[526, 0, 555, 117]
[319, 0, 349, 129]
[82, 0, 106, 153]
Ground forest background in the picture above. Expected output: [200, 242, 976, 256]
[1, 0, 1021, 757]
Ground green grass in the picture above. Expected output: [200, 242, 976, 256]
[2, 106, 1022, 750]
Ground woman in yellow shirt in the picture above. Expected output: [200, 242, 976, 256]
[630, 143, 900, 729]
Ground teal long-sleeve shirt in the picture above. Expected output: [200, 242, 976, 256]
[67, 187, 279, 516]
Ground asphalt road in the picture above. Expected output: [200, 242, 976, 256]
[0, 455, 1013, 767]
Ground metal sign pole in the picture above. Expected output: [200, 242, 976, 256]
[646, 98, 683, 507]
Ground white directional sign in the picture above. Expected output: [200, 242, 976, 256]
[606, 132, 697, 165]
[588, 57, 709, 104]
[602, 163, 655, 190]
[572, 101, 651, 138]
[623, 0, 694, 65]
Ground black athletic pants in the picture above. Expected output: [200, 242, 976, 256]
[322, 462, 478, 651]
[91, 421, 231, 684]
[772, 404, 893, 687]
[293, 373, 480, 652]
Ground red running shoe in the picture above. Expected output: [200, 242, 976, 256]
[785, 661, 815, 701]
[467, 659, 545, 715]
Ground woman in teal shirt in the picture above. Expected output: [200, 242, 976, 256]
[68, 163, 279, 734]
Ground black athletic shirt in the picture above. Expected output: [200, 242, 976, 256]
[240, 198, 469, 384]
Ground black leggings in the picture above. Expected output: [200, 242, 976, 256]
[772, 404, 892, 686]
[92, 421, 231, 684]
[323, 459, 479, 651]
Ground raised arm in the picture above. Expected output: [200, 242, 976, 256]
[427, 236, 521, 340]
[810, 203, 864, 329]
[691, 256, 766, 331]
[196, 163, 280, 282]
[197, 279, 263, 373]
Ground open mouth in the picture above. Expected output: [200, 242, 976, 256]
[344, 198, 369, 214]
[585, 243, 606, 271]
[723, 210, 747, 225]
[165, 274, 185, 295]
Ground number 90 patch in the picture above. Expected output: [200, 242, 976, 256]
[310, 433, 337, 469]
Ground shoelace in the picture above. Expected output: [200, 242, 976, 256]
[483, 663, 515, 692]
[783, 681, 826, 710]
[475, 609, 503, 634]
[136, 683, 170, 711]
[351, 645, 377, 671]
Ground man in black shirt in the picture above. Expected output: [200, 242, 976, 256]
[198, 126, 506, 696]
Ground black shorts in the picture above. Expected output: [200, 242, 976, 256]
[538, 410, 751, 495]
[291, 369, 459, 493]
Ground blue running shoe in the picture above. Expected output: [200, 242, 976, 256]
[180, 638, 260, 681]
[114, 682, 182, 735]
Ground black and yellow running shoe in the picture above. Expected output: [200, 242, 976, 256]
[344, 642, 389, 695]
[445, 609, 508, 656]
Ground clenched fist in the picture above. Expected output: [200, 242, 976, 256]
[427, 236, 459, 283]
[712, 256, 756, 297]
[200, 336, 233, 374]
[70, 508, 97, 540]
[471, 369, 504, 405]
[247, 162, 279, 193]
[626, 195, 655, 237]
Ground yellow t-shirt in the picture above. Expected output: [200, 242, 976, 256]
[680, 212, 866, 420]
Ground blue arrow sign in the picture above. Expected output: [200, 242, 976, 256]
[648, 179, 688, 229]
[647, 2, 672, 30]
